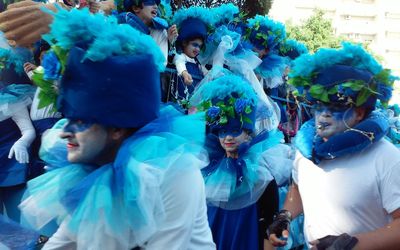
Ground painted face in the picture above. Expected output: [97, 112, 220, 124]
[135, 3, 158, 26]
[183, 38, 203, 58]
[314, 103, 359, 140]
[218, 128, 250, 157]
[60, 119, 109, 164]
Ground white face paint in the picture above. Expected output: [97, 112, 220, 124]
[314, 104, 360, 141]
[60, 120, 109, 164]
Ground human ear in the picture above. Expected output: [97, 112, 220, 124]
[108, 128, 126, 141]
[354, 107, 367, 122]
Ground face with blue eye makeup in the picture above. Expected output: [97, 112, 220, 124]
[60, 119, 112, 165]
[313, 102, 366, 141]
[183, 38, 204, 58]
[218, 127, 251, 159]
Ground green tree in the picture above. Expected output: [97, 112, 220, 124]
[286, 9, 342, 53]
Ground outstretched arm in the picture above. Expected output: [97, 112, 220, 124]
[0, 0, 115, 47]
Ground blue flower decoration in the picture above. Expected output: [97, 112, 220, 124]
[337, 85, 344, 94]
[42, 51, 61, 81]
[207, 106, 221, 119]
[234, 98, 248, 114]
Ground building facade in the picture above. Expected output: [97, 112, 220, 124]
[270, 0, 400, 97]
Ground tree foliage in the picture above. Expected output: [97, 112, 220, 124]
[286, 9, 342, 53]
[171, 0, 273, 17]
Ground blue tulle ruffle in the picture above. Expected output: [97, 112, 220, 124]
[20, 105, 208, 249]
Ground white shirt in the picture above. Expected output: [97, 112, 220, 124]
[150, 29, 168, 64]
[43, 164, 215, 250]
[293, 139, 400, 243]
[173, 53, 208, 76]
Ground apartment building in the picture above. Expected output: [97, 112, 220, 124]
[269, 0, 400, 80]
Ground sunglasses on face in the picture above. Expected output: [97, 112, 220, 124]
[312, 103, 353, 113]
[218, 129, 244, 138]
[63, 119, 94, 133]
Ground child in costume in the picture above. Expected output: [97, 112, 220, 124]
[191, 73, 293, 250]
[0, 41, 36, 222]
[19, 8, 215, 249]
[269, 43, 400, 249]
[166, 6, 210, 108]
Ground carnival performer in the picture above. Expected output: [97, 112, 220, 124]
[276, 39, 309, 142]
[22, 39, 63, 180]
[244, 15, 288, 92]
[165, 6, 210, 108]
[197, 10, 282, 133]
[191, 73, 293, 250]
[114, 0, 177, 62]
[18, 8, 215, 250]
[268, 42, 400, 249]
[0, 39, 36, 222]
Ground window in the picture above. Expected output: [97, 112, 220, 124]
[386, 12, 400, 20]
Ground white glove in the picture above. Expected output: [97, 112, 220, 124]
[8, 107, 36, 164]
[8, 141, 30, 164]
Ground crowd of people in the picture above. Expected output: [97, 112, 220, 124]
[0, 0, 399, 249]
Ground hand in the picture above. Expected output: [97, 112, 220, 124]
[0, 0, 56, 47]
[8, 141, 30, 164]
[23, 62, 37, 73]
[268, 210, 291, 247]
[167, 24, 178, 44]
[310, 233, 358, 250]
[88, 0, 101, 13]
[181, 70, 193, 85]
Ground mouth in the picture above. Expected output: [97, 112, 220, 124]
[151, 10, 157, 17]
[224, 143, 236, 147]
[67, 142, 79, 149]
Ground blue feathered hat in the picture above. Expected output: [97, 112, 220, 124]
[33, 7, 165, 128]
[244, 15, 288, 79]
[279, 39, 308, 61]
[289, 42, 397, 108]
[172, 6, 213, 45]
[211, 3, 240, 27]
[245, 15, 286, 51]
[0, 47, 32, 85]
[191, 74, 258, 133]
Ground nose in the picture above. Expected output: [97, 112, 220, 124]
[60, 130, 73, 140]
[225, 134, 234, 140]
